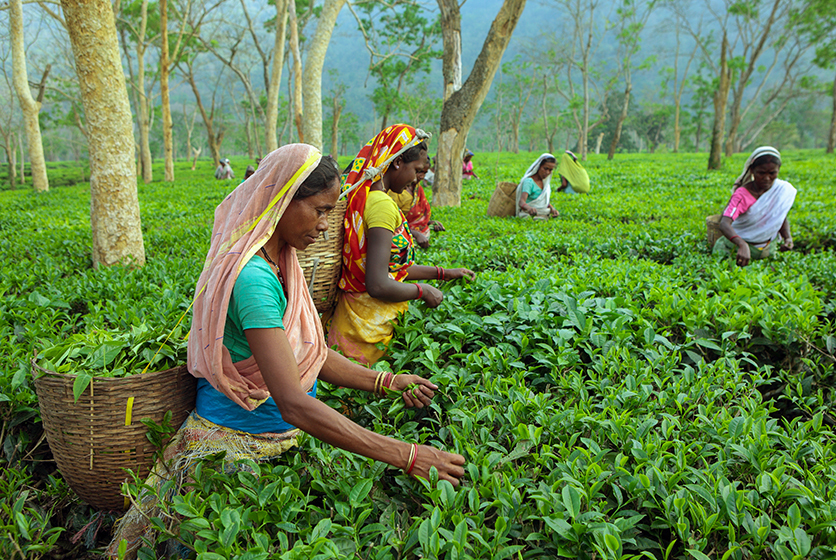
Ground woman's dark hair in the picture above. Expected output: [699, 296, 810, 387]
[400, 141, 429, 164]
[538, 156, 556, 170]
[751, 154, 781, 168]
[294, 155, 340, 200]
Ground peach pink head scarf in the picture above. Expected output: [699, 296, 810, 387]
[187, 144, 327, 410]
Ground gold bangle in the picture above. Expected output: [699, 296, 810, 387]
[374, 372, 385, 396]
[405, 443, 417, 473]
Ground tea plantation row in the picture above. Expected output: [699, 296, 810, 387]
[1, 151, 835, 559]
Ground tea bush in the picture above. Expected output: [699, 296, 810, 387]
[1, 151, 835, 559]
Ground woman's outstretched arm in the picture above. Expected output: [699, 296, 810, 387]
[246, 327, 466, 485]
[318, 348, 436, 408]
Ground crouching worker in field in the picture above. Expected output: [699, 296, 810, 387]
[389, 153, 445, 249]
[325, 124, 475, 365]
[108, 144, 465, 559]
[516, 153, 560, 219]
[712, 146, 796, 267]
[556, 150, 590, 194]
[214, 158, 234, 180]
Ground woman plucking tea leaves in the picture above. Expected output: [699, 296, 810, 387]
[109, 144, 464, 558]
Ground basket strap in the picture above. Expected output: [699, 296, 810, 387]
[307, 257, 320, 295]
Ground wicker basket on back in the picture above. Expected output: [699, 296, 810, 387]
[705, 214, 722, 250]
[487, 181, 518, 217]
[298, 198, 347, 313]
[32, 362, 196, 511]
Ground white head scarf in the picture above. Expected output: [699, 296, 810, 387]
[515, 153, 556, 215]
[733, 146, 781, 190]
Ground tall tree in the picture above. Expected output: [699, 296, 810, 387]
[545, 0, 614, 160]
[156, 0, 197, 181]
[288, 0, 304, 142]
[722, 0, 791, 156]
[352, 1, 441, 129]
[793, 0, 836, 153]
[181, 57, 226, 165]
[607, 0, 655, 160]
[160, 0, 173, 181]
[677, 0, 811, 159]
[200, 20, 267, 159]
[659, 14, 698, 153]
[117, 0, 155, 183]
[301, 0, 345, 149]
[0, 59, 20, 190]
[497, 57, 535, 153]
[9, 0, 49, 192]
[60, 0, 146, 267]
[265, 0, 290, 153]
[708, 33, 731, 170]
[434, 0, 527, 207]
[323, 70, 346, 157]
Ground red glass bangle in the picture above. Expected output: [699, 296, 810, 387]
[416, 284, 423, 300]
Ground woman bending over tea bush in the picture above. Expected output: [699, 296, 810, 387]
[713, 146, 796, 267]
[109, 144, 464, 558]
[556, 150, 590, 194]
[324, 124, 475, 365]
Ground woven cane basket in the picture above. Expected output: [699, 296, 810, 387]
[706, 214, 722, 250]
[298, 198, 347, 313]
[32, 361, 196, 511]
[487, 181, 518, 217]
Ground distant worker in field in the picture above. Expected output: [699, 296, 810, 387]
[556, 150, 590, 194]
[243, 165, 256, 181]
[389, 153, 445, 249]
[215, 158, 235, 180]
[712, 146, 796, 267]
[462, 150, 478, 180]
[326, 124, 475, 365]
[516, 153, 560, 219]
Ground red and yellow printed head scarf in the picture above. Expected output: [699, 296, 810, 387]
[338, 124, 429, 293]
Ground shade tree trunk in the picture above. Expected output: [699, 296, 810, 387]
[60, 0, 146, 267]
[288, 1, 304, 142]
[10, 0, 49, 192]
[708, 33, 731, 170]
[301, 0, 345, 150]
[160, 0, 173, 181]
[434, 0, 527, 207]
[265, 0, 290, 153]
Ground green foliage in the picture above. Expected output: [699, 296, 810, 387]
[1, 152, 836, 558]
[356, 2, 442, 127]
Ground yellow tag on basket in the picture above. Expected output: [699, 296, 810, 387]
[125, 396, 135, 426]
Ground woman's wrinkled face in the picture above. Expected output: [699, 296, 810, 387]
[751, 162, 780, 191]
[275, 179, 340, 250]
[538, 161, 556, 180]
[388, 150, 428, 194]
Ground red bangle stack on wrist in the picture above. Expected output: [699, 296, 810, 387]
[435, 266, 445, 281]
[374, 371, 397, 396]
[415, 284, 423, 300]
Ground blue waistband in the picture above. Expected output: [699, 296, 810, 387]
[195, 377, 318, 434]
